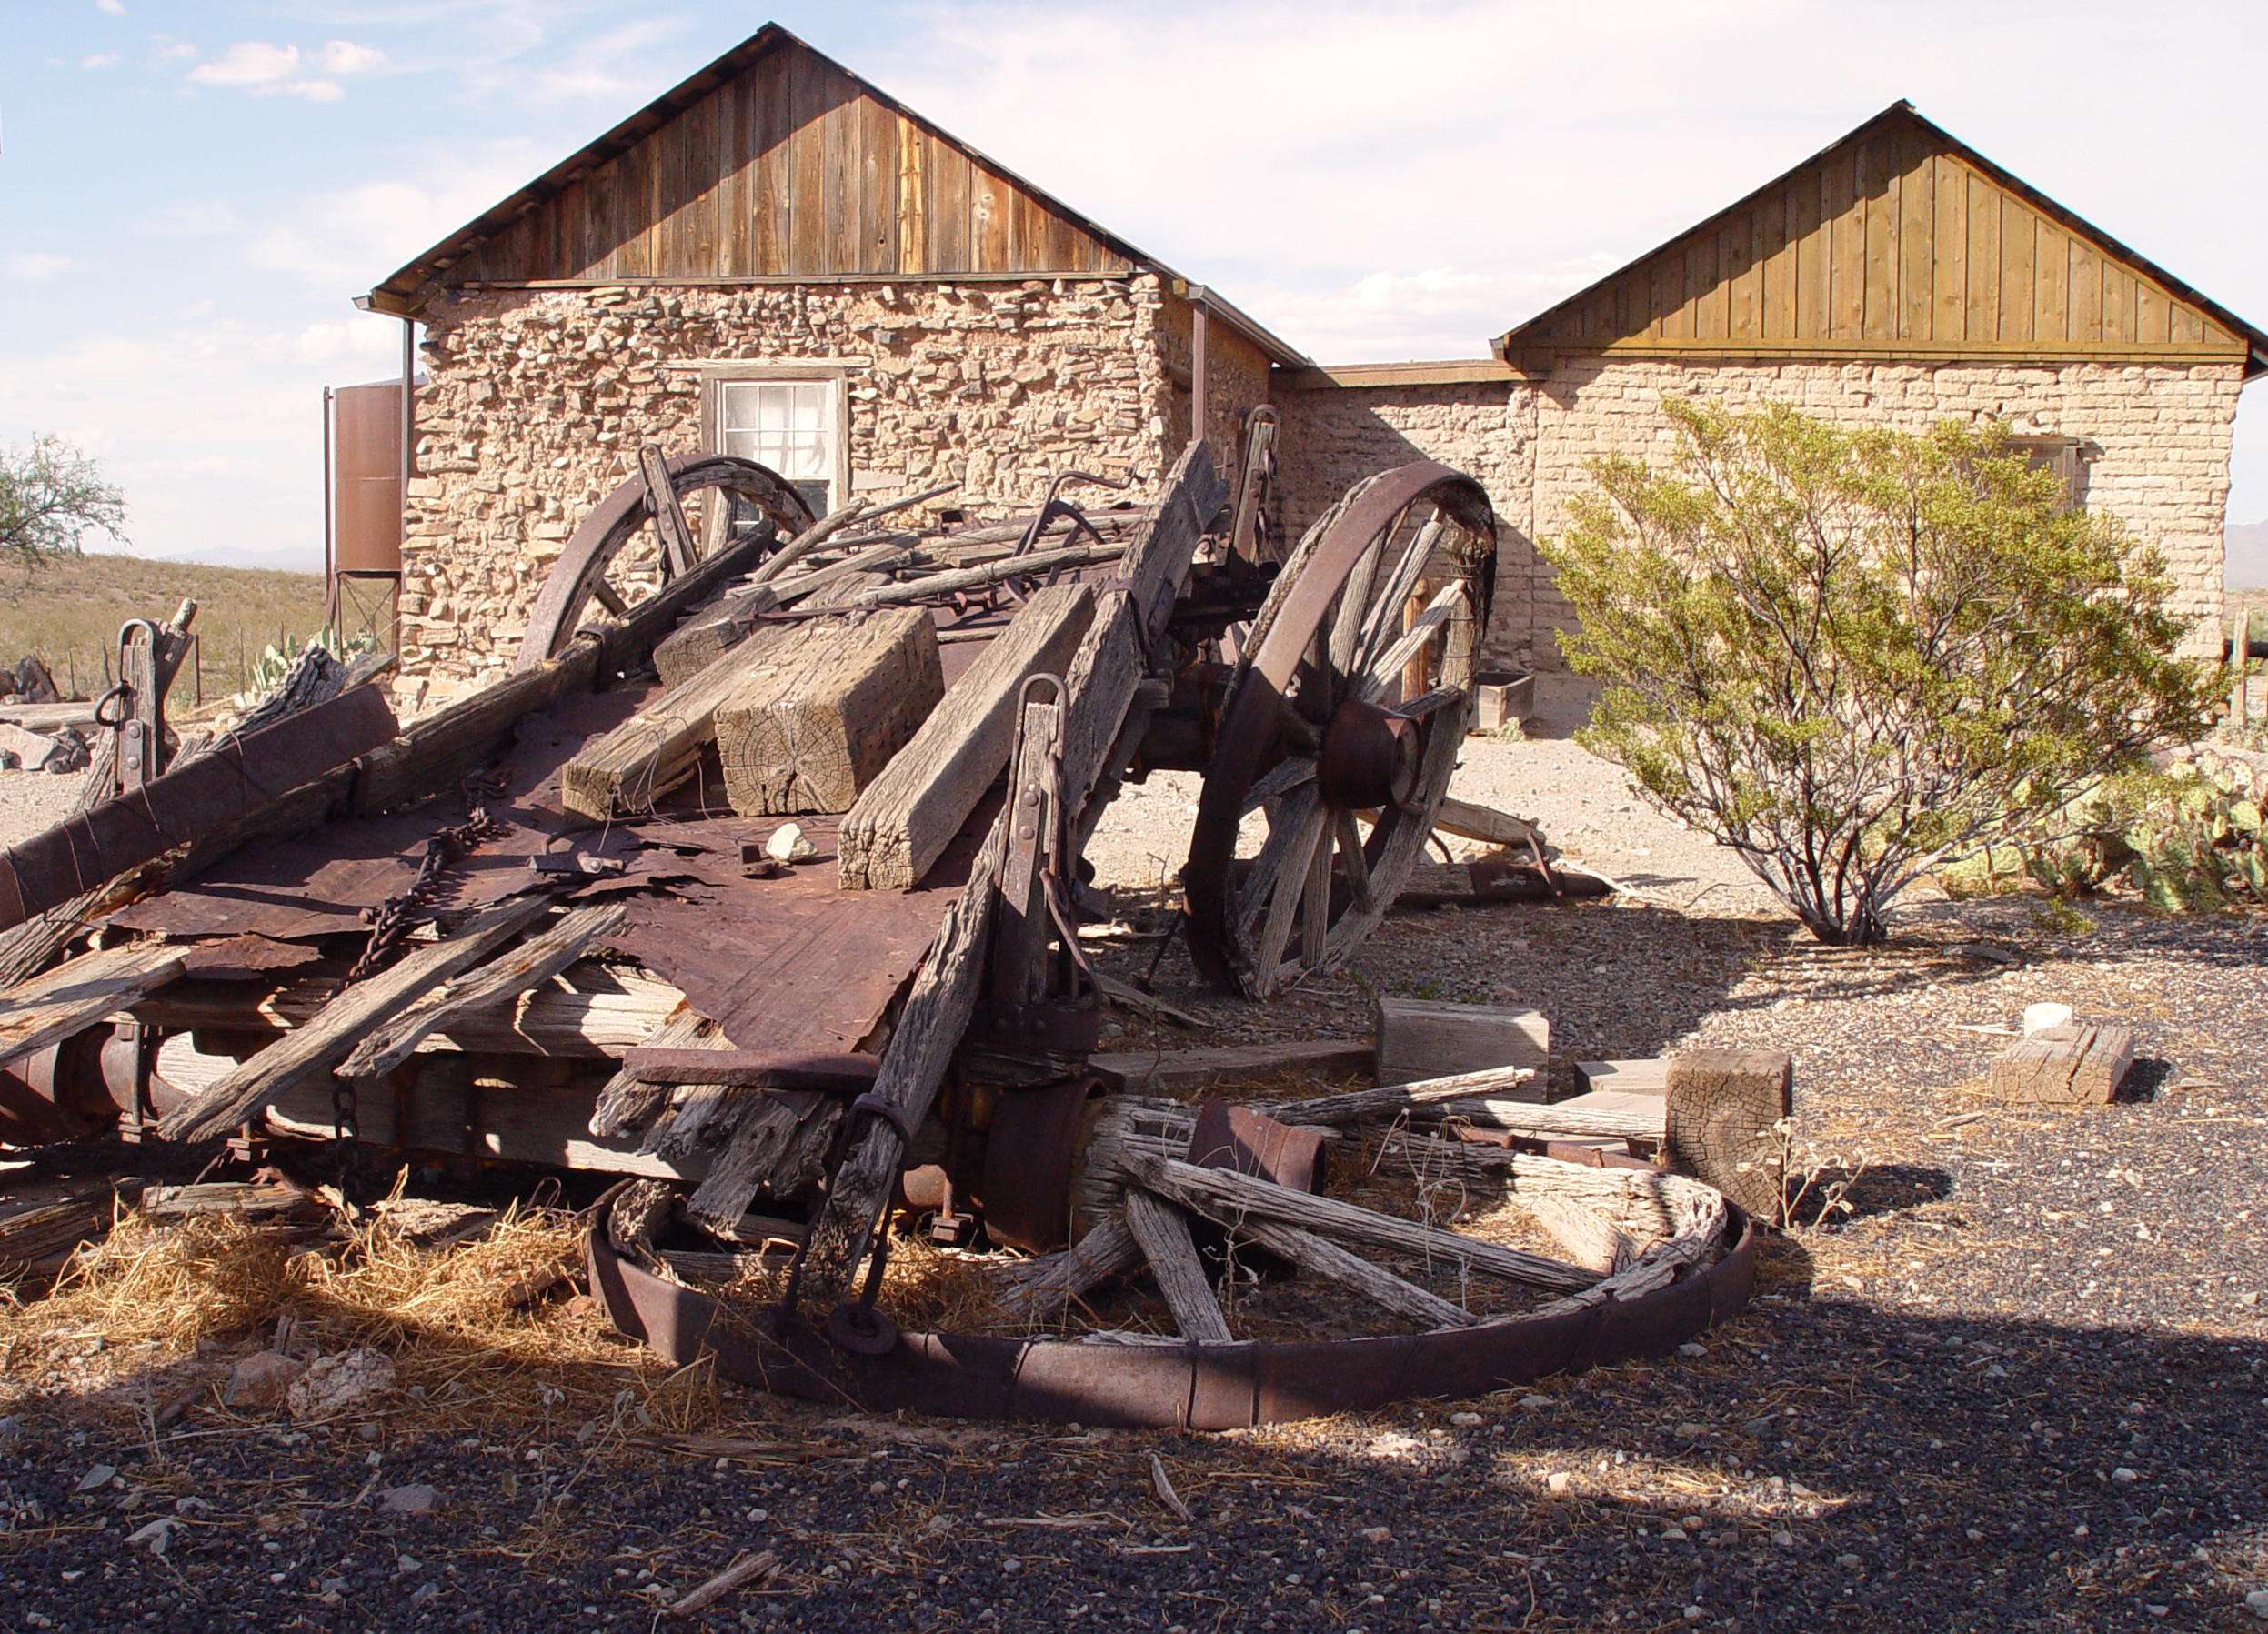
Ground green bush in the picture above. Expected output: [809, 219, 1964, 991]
[1544, 398, 2213, 944]
[2020, 765, 2267, 909]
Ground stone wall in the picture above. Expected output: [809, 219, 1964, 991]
[396, 275, 1176, 701]
[1280, 357, 2243, 667]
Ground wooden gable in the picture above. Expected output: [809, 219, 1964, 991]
[1496, 104, 2268, 377]
[369, 27, 1137, 314]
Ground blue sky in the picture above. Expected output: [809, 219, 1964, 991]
[5, 0, 2267, 570]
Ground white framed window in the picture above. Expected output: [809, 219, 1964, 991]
[704, 369, 847, 517]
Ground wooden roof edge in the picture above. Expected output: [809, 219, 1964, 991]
[1490, 100, 2268, 380]
[361, 19, 1309, 365]
[1277, 358, 1516, 390]
[1170, 282, 1312, 371]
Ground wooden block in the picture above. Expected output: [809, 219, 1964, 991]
[1374, 997, 1548, 1092]
[653, 586, 777, 691]
[1576, 1058, 1669, 1097]
[1991, 1023, 2134, 1106]
[561, 622, 795, 821]
[1662, 1049, 1793, 1220]
[1089, 1039, 1374, 1096]
[838, 582, 1092, 890]
[716, 607, 941, 817]
[1471, 671, 1534, 732]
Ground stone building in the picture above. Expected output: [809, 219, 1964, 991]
[359, 25, 1300, 700]
[360, 44, 2262, 687]
[1277, 102, 2268, 665]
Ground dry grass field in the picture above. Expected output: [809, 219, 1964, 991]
[0, 550, 326, 704]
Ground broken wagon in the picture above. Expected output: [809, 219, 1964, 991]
[0, 431, 1757, 1427]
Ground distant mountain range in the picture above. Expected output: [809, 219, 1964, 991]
[158, 546, 323, 576]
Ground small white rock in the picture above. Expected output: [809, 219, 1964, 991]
[123, 1519, 176, 1556]
[766, 823, 815, 864]
[1519, 1394, 1552, 1408]
[2112, 1467, 2141, 1485]
[73, 1465, 116, 1495]
[2245, 1589, 2268, 1620]
[1449, 1412, 1482, 1428]
[2022, 1002, 2075, 1036]
[1677, 1342, 1708, 1358]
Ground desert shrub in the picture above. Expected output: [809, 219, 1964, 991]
[2019, 763, 2266, 908]
[1544, 399, 2212, 944]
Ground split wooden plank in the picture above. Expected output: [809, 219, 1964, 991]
[1123, 1187, 1233, 1343]
[837, 582, 1092, 890]
[1445, 1088, 1667, 1142]
[1375, 997, 1549, 1088]
[1088, 1039, 1373, 1096]
[1662, 1048, 1793, 1219]
[1129, 1154, 1599, 1294]
[589, 1005, 730, 1139]
[683, 1093, 844, 1236]
[158, 891, 556, 1144]
[1575, 1058, 1669, 1096]
[1990, 1023, 2134, 1107]
[336, 903, 627, 1080]
[1430, 797, 1543, 850]
[717, 606, 942, 817]
[561, 622, 798, 820]
[990, 1216, 1141, 1326]
[0, 943, 185, 1067]
[1232, 1216, 1474, 1330]
[1260, 1062, 1539, 1128]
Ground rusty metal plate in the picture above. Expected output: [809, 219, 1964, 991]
[176, 936, 326, 982]
[585, 1202, 1759, 1428]
[1187, 1099, 1329, 1193]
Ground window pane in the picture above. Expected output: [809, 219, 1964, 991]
[719, 380, 835, 504]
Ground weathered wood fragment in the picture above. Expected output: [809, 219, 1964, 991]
[562, 624, 800, 820]
[664, 1550, 778, 1621]
[589, 1006, 729, 1138]
[849, 542, 1126, 606]
[1430, 796, 1542, 849]
[838, 582, 1091, 890]
[1231, 1216, 1475, 1329]
[1260, 1063, 1538, 1128]
[1129, 1154, 1598, 1293]
[1443, 1088, 1666, 1142]
[1575, 1058, 1669, 1096]
[159, 891, 555, 1143]
[683, 1093, 844, 1234]
[1990, 1023, 2134, 1107]
[717, 607, 942, 816]
[1375, 997, 1549, 1088]
[1662, 1048, 1793, 1218]
[0, 943, 185, 1067]
[1088, 1039, 1372, 1096]
[1523, 1195, 1636, 1275]
[336, 903, 627, 1079]
[1123, 1187, 1233, 1343]
[990, 1216, 1141, 1326]
[654, 586, 779, 690]
[618, 1048, 878, 1088]
[0, 1183, 138, 1279]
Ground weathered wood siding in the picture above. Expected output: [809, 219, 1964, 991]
[445, 41, 1130, 287]
[1510, 113, 2244, 364]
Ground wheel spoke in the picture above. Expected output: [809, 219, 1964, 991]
[1300, 827, 1332, 968]
[1331, 808, 1375, 914]
[1325, 532, 1383, 689]
[1234, 786, 1320, 945]
[1250, 797, 1328, 975]
[1354, 517, 1445, 675]
[1354, 582, 1465, 703]
[587, 577, 630, 617]
[1392, 686, 1461, 720]
[1240, 756, 1316, 817]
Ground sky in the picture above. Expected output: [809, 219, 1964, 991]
[5, 0, 2268, 572]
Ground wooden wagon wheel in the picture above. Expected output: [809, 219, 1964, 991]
[512, 454, 812, 672]
[1184, 462, 1497, 997]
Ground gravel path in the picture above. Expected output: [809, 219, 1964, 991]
[3, 713, 2266, 1630]
[0, 767, 81, 846]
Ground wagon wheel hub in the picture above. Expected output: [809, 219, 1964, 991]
[1316, 697, 1419, 813]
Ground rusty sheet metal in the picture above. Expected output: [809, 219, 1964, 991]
[1188, 1099, 1330, 1193]
[0, 685, 397, 936]
[585, 1203, 1758, 1428]
[176, 936, 326, 981]
[604, 815, 977, 1058]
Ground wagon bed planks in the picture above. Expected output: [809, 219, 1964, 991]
[0, 943, 186, 1068]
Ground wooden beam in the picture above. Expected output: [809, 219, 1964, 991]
[1663, 1048, 1793, 1218]
[336, 903, 627, 1079]
[0, 943, 185, 1067]
[1088, 1039, 1372, 1096]
[158, 891, 557, 1144]
[1123, 1188, 1232, 1343]
[561, 621, 797, 820]
[1523, 1194, 1636, 1276]
[990, 1216, 1140, 1326]
[838, 583, 1092, 890]
[589, 1006, 729, 1139]
[1374, 997, 1549, 1088]
[1128, 1153, 1599, 1294]
[1259, 1063, 1539, 1128]
[716, 606, 941, 817]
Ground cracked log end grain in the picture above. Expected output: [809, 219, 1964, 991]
[1990, 1023, 2135, 1106]
[1663, 1048, 1793, 1220]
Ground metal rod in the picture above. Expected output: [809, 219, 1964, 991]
[1189, 285, 1209, 453]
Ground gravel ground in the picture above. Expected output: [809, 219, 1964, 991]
[3, 710, 2266, 1630]
[0, 767, 81, 841]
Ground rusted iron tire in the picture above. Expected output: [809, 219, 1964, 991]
[1184, 462, 1497, 997]
[512, 454, 812, 672]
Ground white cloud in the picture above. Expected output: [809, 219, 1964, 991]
[316, 41, 386, 76]
[156, 41, 195, 60]
[81, 52, 120, 68]
[96, 0, 125, 12]
[276, 314, 402, 368]
[281, 79, 346, 103]
[5, 254, 70, 279]
[238, 143, 555, 292]
[187, 41, 300, 87]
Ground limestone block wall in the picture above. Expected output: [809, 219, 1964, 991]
[397, 275, 1176, 699]
[1273, 382, 1547, 666]
[1281, 357, 2243, 668]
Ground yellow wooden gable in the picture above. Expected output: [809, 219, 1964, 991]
[1495, 103, 2268, 378]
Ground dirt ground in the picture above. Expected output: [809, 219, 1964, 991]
[0, 690, 2264, 1631]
